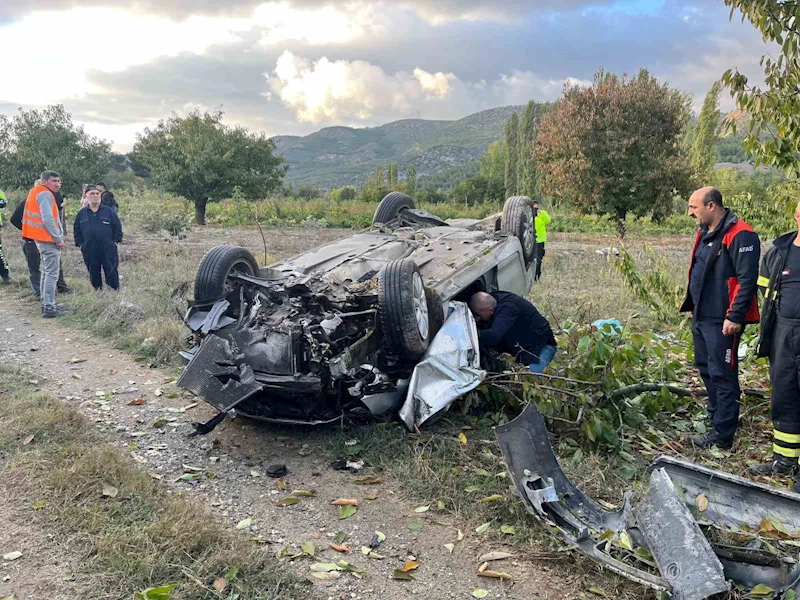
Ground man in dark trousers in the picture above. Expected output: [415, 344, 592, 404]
[74, 185, 123, 290]
[10, 179, 71, 296]
[469, 291, 557, 372]
[750, 200, 800, 490]
[680, 186, 760, 449]
[0, 190, 10, 284]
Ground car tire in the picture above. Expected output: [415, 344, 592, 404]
[501, 195, 537, 266]
[194, 245, 259, 305]
[378, 258, 430, 360]
[373, 192, 414, 225]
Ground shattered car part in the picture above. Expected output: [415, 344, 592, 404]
[400, 301, 485, 429]
[178, 193, 540, 427]
[497, 402, 800, 598]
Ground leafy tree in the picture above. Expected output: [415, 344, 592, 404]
[375, 166, 385, 188]
[534, 69, 693, 236]
[504, 112, 519, 198]
[0, 104, 111, 196]
[479, 141, 507, 201]
[406, 165, 417, 194]
[721, 1, 800, 173]
[295, 185, 321, 200]
[517, 101, 544, 197]
[388, 163, 398, 187]
[134, 110, 285, 225]
[126, 151, 151, 178]
[691, 81, 722, 180]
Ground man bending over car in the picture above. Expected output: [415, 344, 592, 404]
[469, 291, 557, 373]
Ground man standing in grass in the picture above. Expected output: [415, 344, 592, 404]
[0, 190, 10, 284]
[74, 185, 123, 290]
[22, 171, 65, 318]
[750, 201, 800, 492]
[680, 186, 760, 449]
[533, 199, 551, 281]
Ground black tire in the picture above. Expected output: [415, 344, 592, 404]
[378, 258, 430, 360]
[194, 245, 259, 305]
[373, 192, 414, 225]
[501, 196, 537, 266]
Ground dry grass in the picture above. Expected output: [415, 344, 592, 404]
[0, 366, 306, 600]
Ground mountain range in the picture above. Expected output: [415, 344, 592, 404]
[271, 106, 520, 189]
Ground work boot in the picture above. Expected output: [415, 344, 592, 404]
[1, 275, 10, 285]
[42, 306, 65, 319]
[57, 284, 72, 294]
[691, 428, 733, 450]
[749, 455, 798, 477]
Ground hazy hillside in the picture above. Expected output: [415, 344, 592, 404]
[272, 106, 521, 188]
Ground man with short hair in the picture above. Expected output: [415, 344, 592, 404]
[23, 171, 65, 317]
[469, 291, 557, 373]
[680, 186, 760, 449]
[0, 190, 10, 284]
[74, 184, 123, 290]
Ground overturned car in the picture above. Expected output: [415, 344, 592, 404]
[177, 193, 539, 430]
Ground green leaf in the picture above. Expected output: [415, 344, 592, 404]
[392, 569, 415, 581]
[480, 494, 502, 503]
[464, 485, 482, 493]
[334, 531, 346, 544]
[375, 531, 386, 543]
[475, 521, 492, 534]
[338, 505, 357, 520]
[224, 566, 239, 580]
[750, 584, 775, 598]
[134, 584, 177, 600]
[784, 590, 797, 600]
[235, 518, 252, 530]
[618, 531, 633, 551]
[414, 505, 430, 513]
[500, 525, 516, 535]
[102, 483, 119, 497]
[588, 587, 608, 598]
[310, 563, 342, 573]
[301, 541, 315, 556]
[472, 589, 489, 598]
[31, 500, 46, 510]
[437, 500, 446, 510]
[408, 523, 424, 533]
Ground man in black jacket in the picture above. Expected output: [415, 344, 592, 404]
[469, 291, 557, 372]
[751, 201, 800, 490]
[680, 187, 761, 449]
[74, 185, 123, 290]
[10, 182, 71, 295]
[96, 182, 118, 214]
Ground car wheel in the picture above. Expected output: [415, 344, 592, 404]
[501, 195, 537, 266]
[194, 245, 259, 305]
[378, 258, 430, 360]
[373, 192, 415, 225]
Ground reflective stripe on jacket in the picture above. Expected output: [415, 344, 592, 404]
[21, 185, 58, 242]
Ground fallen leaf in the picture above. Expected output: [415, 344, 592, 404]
[363, 494, 378, 501]
[335, 560, 366, 578]
[375, 531, 386, 543]
[292, 490, 316, 497]
[332, 498, 358, 506]
[444, 543, 455, 553]
[464, 485, 482, 493]
[153, 388, 163, 397]
[301, 541, 315, 556]
[475, 521, 492, 534]
[102, 484, 119, 498]
[328, 542, 350, 553]
[708, 447, 725, 459]
[310, 563, 342, 573]
[457, 529, 465, 541]
[478, 562, 488, 573]
[696, 493, 709, 512]
[478, 551, 514, 562]
[212, 577, 227, 593]
[408, 523, 424, 533]
[500, 525, 516, 535]
[353, 476, 383, 485]
[473, 468, 491, 477]
[22, 435, 34, 445]
[478, 570, 512, 580]
[177, 473, 200, 483]
[152, 418, 167, 428]
[392, 569, 415, 581]
[31, 500, 46, 510]
[236, 518, 253, 530]
[2, 551, 22, 561]
[334, 531, 347, 544]
[276, 497, 300, 506]
[182, 464, 203, 473]
[338, 505, 357, 519]
[275, 478, 288, 490]
[148, 472, 162, 480]
[750, 584, 776, 598]
[472, 589, 489, 598]
[134, 584, 177, 600]
[310, 571, 341, 580]
[437, 500, 446, 510]
[402, 561, 420, 572]
[128, 398, 145, 406]
[458, 432, 468, 445]
[414, 505, 430, 513]
[360, 546, 383, 559]
[480, 494, 502, 503]
[588, 587, 608, 598]
[618, 531, 633, 551]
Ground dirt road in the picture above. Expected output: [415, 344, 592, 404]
[0, 296, 584, 599]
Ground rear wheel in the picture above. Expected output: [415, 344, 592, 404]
[373, 192, 414, 225]
[194, 245, 259, 305]
[501, 196, 536, 266]
[378, 258, 430, 360]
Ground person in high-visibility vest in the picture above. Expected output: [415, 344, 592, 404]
[533, 199, 551, 281]
[22, 171, 65, 318]
[0, 189, 10, 284]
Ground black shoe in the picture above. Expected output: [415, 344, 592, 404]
[57, 285, 72, 294]
[1, 276, 10, 285]
[749, 456, 798, 476]
[42, 307, 65, 319]
[691, 429, 733, 450]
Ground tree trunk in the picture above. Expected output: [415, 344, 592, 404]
[194, 199, 207, 226]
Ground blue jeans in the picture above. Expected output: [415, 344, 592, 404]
[528, 345, 557, 373]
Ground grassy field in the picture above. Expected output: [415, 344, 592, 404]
[0, 366, 304, 600]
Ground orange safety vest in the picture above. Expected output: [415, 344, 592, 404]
[21, 185, 59, 243]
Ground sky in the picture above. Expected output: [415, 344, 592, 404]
[0, 0, 773, 151]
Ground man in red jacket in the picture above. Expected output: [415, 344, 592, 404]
[680, 186, 760, 449]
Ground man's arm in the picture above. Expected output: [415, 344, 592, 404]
[111, 211, 123, 243]
[539, 210, 551, 226]
[726, 229, 761, 324]
[36, 191, 63, 245]
[10, 201, 24, 231]
[73, 212, 83, 247]
[757, 248, 773, 299]
[478, 303, 518, 347]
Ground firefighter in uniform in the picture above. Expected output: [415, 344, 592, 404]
[680, 186, 760, 449]
[0, 190, 10, 284]
[751, 201, 800, 491]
